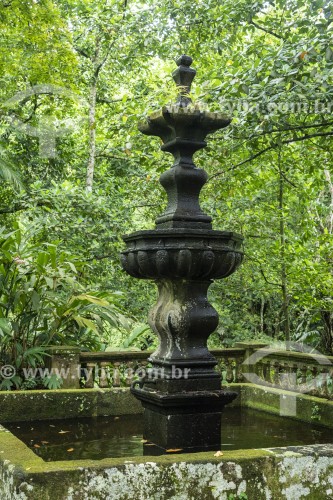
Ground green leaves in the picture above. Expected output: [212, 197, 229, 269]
[70, 294, 109, 307]
[0, 143, 23, 189]
[0, 228, 133, 389]
[0, 318, 10, 336]
[121, 324, 151, 349]
[0, 0, 333, 366]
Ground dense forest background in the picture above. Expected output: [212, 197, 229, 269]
[1, 0, 333, 384]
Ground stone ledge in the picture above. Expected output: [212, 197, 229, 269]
[229, 383, 333, 429]
[0, 388, 142, 423]
[1, 385, 333, 498]
[1, 428, 333, 500]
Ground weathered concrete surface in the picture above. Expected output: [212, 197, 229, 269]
[1, 385, 333, 499]
[232, 383, 333, 429]
[1, 423, 333, 500]
[1, 384, 332, 429]
[0, 388, 142, 423]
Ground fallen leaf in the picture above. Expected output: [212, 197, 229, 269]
[214, 451, 224, 457]
[58, 430, 70, 434]
[41, 441, 49, 444]
[140, 439, 148, 443]
[33, 444, 40, 448]
[67, 448, 74, 452]
[49, 425, 55, 428]
[26, 467, 31, 471]
[114, 417, 120, 420]
[166, 448, 183, 453]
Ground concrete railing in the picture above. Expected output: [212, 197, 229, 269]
[245, 347, 333, 399]
[79, 348, 246, 388]
[46, 342, 333, 399]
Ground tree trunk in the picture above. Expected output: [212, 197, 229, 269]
[86, 80, 97, 193]
[321, 310, 333, 354]
[260, 296, 265, 335]
[278, 158, 290, 342]
[321, 169, 333, 353]
[324, 169, 333, 233]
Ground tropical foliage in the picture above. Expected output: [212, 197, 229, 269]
[0, 227, 137, 387]
[0, 0, 333, 388]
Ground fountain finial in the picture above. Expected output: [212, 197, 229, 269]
[172, 54, 196, 106]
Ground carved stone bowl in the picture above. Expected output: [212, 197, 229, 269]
[121, 228, 243, 280]
[138, 106, 231, 149]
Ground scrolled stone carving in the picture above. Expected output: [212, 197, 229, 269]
[176, 249, 192, 277]
[155, 249, 169, 276]
[200, 250, 215, 278]
[148, 280, 219, 371]
[121, 231, 243, 280]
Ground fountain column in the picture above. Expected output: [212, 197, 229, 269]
[121, 55, 243, 453]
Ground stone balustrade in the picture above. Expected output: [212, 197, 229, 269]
[45, 342, 333, 399]
[241, 347, 333, 399]
[79, 349, 246, 389]
[79, 351, 151, 389]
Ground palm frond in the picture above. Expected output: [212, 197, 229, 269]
[0, 145, 23, 189]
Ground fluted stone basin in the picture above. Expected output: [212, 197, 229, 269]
[121, 229, 243, 280]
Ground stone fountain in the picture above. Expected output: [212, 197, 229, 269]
[121, 55, 243, 453]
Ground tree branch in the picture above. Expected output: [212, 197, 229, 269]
[260, 268, 281, 287]
[74, 47, 90, 59]
[258, 120, 333, 136]
[209, 131, 333, 181]
[0, 201, 50, 215]
[213, 120, 333, 142]
[96, 94, 144, 105]
[245, 253, 282, 287]
[95, 153, 142, 166]
[96, 97, 123, 105]
[249, 19, 284, 40]
[246, 234, 276, 240]
[21, 96, 42, 123]
[128, 203, 159, 209]
[324, 169, 333, 234]
[240, 121, 333, 139]
[271, 164, 298, 188]
[209, 146, 272, 180]
[85, 254, 114, 262]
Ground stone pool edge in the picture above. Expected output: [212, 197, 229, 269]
[1, 383, 332, 430]
[236, 383, 333, 429]
[1, 384, 333, 498]
[1, 425, 333, 500]
[0, 387, 143, 422]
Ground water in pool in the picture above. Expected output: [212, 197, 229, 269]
[5, 408, 333, 462]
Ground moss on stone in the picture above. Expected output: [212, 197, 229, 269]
[0, 388, 142, 423]
[3, 447, 333, 500]
[2, 384, 333, 498]
[229, 383, 333, 429]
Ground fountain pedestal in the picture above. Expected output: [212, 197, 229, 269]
[121, 55, 243, 453]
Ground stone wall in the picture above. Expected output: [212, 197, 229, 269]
[1, 384, 333, 499]
[1, 437, 333, 500]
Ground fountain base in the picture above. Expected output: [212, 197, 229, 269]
[132, 384, 237, 452]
